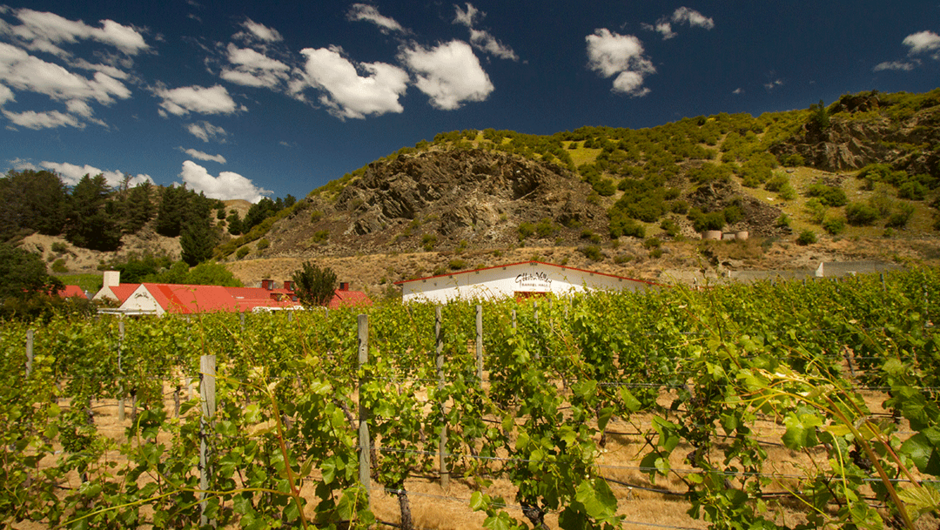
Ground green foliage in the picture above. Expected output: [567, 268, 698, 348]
[236, 246, 250, 259]
[535, 217, 557, 238]
[51, 259, 68, 273]
[65, 174, 122, 251]
[608, 210, 645, 238]
[144, 261, 242, 286]
[180, 216, 216, 266]
[311, 230, 329, 244]
[578, 244, 604, 261]
[256, 238, 270, 251]
[448, 259, 466, 270]
[886, 203, 916, 228]
[0, 169, 69, 240]
[823, 216, 846, 235]
[780, 153, 805, 167]
[688, 208, 725, 232]
[0, 242, 62, 303]
[808, 99, 830, 131]
[421, 233, 437, 251]
[517, 222, 535, 240]
[291, 261, 337, 307]
[226, 211, 243, 235]
[103, 252, 174, 282]
[796, 229, 817, 245]
[660, 218, 680, 237]
[898, 181, 927, 200]
[805, 183, 848, 207]
[845, 202, 879, 226]
[804, 198, 828, 225]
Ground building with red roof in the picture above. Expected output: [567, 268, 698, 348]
[56, 285, 88, 299]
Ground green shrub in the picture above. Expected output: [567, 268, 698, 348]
[764, 174, 790, 192]
[780, 153, 805, 167]
[613, 254, 633, 264]
[688, 208, 725, 232]
[256, 238, 270, 250]
[236, 246, 250, 259]
[311, 230, 329, 244]
[886, 203, 915, 228]
[660, 218, 680, 237]
[805, 184, 848, 207]
[776, 214, 792, 228]
[643, 237, 662, 249]
[517, 222, 535, 240]
[804, 199, 827, 225]
[898, 181, 927, 200]
[608, 211, 645, 238]
[310, 210, 324, 222]
[579, 245, 604, 261]
[535, 218, 556, 238]
[448, 259, 467, 270]
[649, 248, 664, 259]
[822, 216, 846, 235]
[52, 259, 68, 273]
[796, 230, 817, 245]
[51, 242, 68, 254]
[845, 203, 879, 226]
[422, 233, 437, 251]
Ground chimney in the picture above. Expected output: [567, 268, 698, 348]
[339, 282, 350, 291]
[283, 280, 294, 291]
[103, 270, 121, 287]
[261, 279, 273, 290]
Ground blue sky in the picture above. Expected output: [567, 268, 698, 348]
[1, 1, 938, 202]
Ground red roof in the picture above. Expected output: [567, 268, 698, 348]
[138, 283, 301, 314]
[394, 260, 659, 286]
[56, 285, 87, 299]
[111, 284, 141, 303]
[329, 289, 372, 309]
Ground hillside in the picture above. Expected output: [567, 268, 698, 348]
[203, 90, 940, 294]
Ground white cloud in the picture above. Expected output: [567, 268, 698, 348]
[178, 160, 270, 203]
[764, 78, 784, 90]
[652, 22, 675, 40]
[873, 60, 917, 72]
[156, 84, 246, 116]
[8, 157, 37, 170]
[0, 42, 131, 104]
[904, 30, 940, 56]
[585, 29, 655, 96]
[234, 18, 283, 43]
[0, 83, 13, 104]
[399, 40, 493, 110]
[3, 109, 82, 129]
[453, 4, 517, 61]
[295, 46, 408, 119]
[220, 43, 290, 89]
[732, 88, 743, 95]
[39, 161, 153, 187]
[672, 7, 714, 30]
[2, 8, 148, 56]
[347, 4, 405, 33]
[186, 121, 227, 142]
[181, 147, 226, 164]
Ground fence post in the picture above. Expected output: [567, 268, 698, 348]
[435, 306, 449, 490]
[357, 314, 371, 499]
[475, 305, 483, 384]
[533, 302, 540, 361]
[118, 321, 125, 422]
[881, 273, 886, 292]
[25, 329, 34, 377]
[512, 309, 517, 330]
[199, 354, 217, 528]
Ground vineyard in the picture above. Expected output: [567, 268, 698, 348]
[3, 268, 940, 529]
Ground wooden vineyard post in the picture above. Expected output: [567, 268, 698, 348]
[199, 354, 217, 528]
[475, 305, 483, 384]
[512, 309, 517, 330]
[357, 314, 371, 499]
[881, 273, 886, 292]
[118, 320, 125, 422]
[25, 329, 33, 377]
[533, 302, 540, 361]
[436, 306, 449, 490]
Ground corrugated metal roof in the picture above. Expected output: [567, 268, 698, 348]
[394, 261, 659, 286]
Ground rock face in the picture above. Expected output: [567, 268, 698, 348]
[772, 93, 940, 175]
[266, 150, 610, 256]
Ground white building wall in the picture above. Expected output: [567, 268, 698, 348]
[401, 262, 655, 303]
[118, 285, 165, 316]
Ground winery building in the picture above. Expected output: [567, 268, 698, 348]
[395, 261, 659, 303]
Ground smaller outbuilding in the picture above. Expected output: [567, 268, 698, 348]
[395, 261, 659, 303]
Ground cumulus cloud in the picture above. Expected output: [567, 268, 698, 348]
[39, 161, 153, 187]
[178, 160, 270, 203]
[399, 40, 493, 110]
[8, 157, 37, 170]
[0, 83, 13, 104]
[186, 121, 227, 142]
[234, 18, 283, 43]
[294, 46, 408, 119]
[347, 4, 406, 33]
[220, 43, 290, 88]
[0, 43, 131, 104]
[873, 60, 917, 72]
[181, 147, 226, 164]
[452, 3, 517, 61]
[672, 7, 715, 30]
[585, 29, 655, 96]
[903, 30, 940, 57]
[645, 7, 713, 40]
[156, 84, 246, 117]
[3, 109, 82, 129]
[0, 7, 149, 57]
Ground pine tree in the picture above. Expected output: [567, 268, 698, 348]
[65, 174, 122, 251]
[291, 261, 337, 308]
[180, 217, 215, 266]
